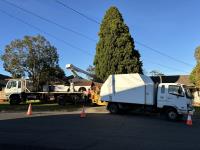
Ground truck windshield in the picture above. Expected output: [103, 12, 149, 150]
[183, 85, 193, 99]
[7, 81, 17, 89]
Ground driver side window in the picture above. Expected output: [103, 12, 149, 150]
[168, 85, 183, 96]
[7, 82, 12, 89]
[7, 81, 17, 89]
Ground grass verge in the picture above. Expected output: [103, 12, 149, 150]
[1, 101, 199, 115]
[0, 102, 84, 112]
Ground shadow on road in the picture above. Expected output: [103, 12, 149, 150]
[0, 112, 200, 150]
[0, 144, 65, 150]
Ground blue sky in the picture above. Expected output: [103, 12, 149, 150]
[0, 0, 199, 77]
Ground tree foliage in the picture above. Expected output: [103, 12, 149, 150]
[150, 70, 164, 76]
[195, 46, 200, 63]
[94, 6, 143, 81]
[1, 39, 27, 78]
[86, 65, 102, 82]
[86, 65, 95, 80]
[1, 35, 65, 90]
[190, 64, 200, 87]
[190, 46, 200, 88]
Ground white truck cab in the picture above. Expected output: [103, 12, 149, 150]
[5, 79, 25, 99]
[157, 83, 194, 116]
[4, 79, 26, 105]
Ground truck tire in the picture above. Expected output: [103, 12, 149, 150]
[166, 109, 178, 121]
[108, 103, 119, 114]
[9, 95, 21, 105]
[78, 87, 86, 92]
[58, 96, 66, 106]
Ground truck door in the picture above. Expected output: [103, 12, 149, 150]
[166, 85, 187, 111]
[17, 80, 22, 93]
[157, 84, 167, 107]
[5, 80, 18, 95]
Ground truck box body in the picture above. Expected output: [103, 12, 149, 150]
[100, 74, 154, 105]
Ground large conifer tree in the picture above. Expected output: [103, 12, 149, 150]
[94, 6, 143, 81]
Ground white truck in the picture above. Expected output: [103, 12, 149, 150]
[100, 74, 194, 120]
[3, 64, 96, 105]
[4, 78, 85, 105]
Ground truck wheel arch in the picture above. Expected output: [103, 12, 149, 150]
[162, 106, 177, 112]
[78, 87, 86, 92]
[162, 106, 178, 121]
[107, 102, 120, 114]
[57, 95, 66, 106]
[9, 94, 21, 105]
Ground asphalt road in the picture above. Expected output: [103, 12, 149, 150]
[0, 111, 200, 150]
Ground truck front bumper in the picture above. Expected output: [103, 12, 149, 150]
[177, 107, 195, 115]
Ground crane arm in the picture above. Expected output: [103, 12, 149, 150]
[66, 64, 95, 78]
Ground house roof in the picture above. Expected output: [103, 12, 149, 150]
[150, 75, 194, 86]
[68, 75, 194, 87]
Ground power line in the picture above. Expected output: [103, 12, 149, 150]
[0, 9, 93, 57]
[135, 41, 193, 67]
[4, 0, 193, 68]
[145, 60, 190, 74]
[56, 0, 193, 67]
[0, 8, 189, 74]
[0, 2, 191, 74]
[55, 0, 100, 25]
[2, 0, 96, 42]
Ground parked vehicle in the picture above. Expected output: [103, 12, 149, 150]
[4, 78, 86, 105]
[100, 74, 194, 120]
[4, 64, 103, 106]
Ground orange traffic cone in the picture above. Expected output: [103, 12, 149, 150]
[80, 105, 86, 118]
[186, 113, 192, 126]
[27, 103, 32, 116]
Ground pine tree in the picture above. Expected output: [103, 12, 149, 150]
[94, 6, 143, 81]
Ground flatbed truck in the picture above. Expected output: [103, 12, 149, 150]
[4, 78, 86, 105]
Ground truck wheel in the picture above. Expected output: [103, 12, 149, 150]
[108, 103, 119, 114]
[9, 95, 21, 105]
[166, 109, 178, 121]
[58, 96, 66, 106]
[78, 87, 86, 92]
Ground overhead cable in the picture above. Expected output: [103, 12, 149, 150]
[2, 0, 96, 42]
[0, 9, 93, 56]
[56, 0, 193, 67]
